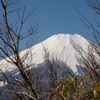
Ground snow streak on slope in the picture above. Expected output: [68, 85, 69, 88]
[0, 33, 89, 77]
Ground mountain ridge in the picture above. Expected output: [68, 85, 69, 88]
[0, 33, 91, 88]
[0, 33, 89, 75]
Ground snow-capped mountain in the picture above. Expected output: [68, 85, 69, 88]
[0, 33, 89, 77]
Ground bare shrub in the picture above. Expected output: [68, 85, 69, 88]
[0, 0, 39, 99]
[75, 0, 100, 82]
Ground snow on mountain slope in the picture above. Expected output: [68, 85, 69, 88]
[0, 33, 89, 77]
[41, 33, 89, 75]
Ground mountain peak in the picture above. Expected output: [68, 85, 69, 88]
[39, 33, 88, 75]
[0, 33, 89, 76]
[44, 33, 85, 42]
[43, 33, 88, 49]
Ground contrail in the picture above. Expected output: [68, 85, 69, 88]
[33, 15, 57, 23]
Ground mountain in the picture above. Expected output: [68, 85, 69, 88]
[0, 33, 89, 87]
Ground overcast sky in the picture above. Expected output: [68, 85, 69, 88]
[0, 0, 99, 50]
